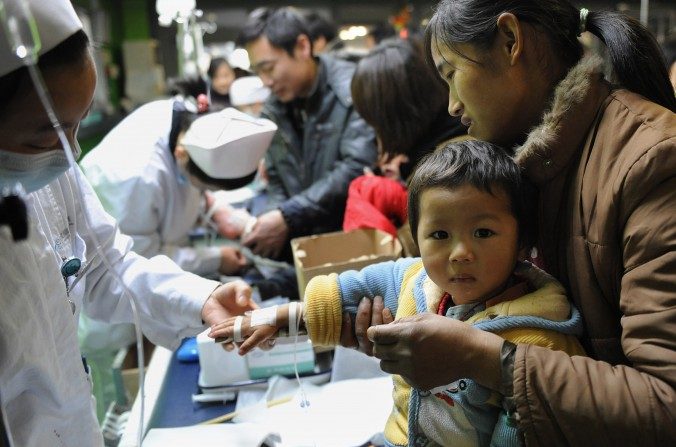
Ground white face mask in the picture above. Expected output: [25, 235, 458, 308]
[0, 142, 80, 193]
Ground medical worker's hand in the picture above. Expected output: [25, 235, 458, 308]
[241, 210, 289, 259]
[201, 280, 258, 330]
[219, 246, 248, 275]
[339, 296, 394, 355]
[366, 313, 503, 391]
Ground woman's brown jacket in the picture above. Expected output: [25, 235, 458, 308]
[513, 56, 676, 446]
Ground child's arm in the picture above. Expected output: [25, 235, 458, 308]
[209, 303, 300, 355]
[304, 258, 420, 346]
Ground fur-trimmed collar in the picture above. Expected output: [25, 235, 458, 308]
[514, 56, 611, 184]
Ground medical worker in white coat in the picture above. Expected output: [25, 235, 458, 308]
[0, 1, 258, 445]
[81, 101, 274, 278]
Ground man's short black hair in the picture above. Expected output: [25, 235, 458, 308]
[237, 7, 312, 55]
[367, 22, 396, 45]
[407, 140, 537, 250]
[303, 10, 337, 43]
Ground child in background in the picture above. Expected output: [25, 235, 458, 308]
[209, 140, 585, 447]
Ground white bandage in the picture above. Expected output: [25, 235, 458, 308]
[233, 316, 244, 343]
[242, 216, 257, 237]
[250, 306, 277, 327]
[289, 302, 301, 337]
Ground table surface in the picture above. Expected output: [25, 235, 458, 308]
[148, 349, 236, 429]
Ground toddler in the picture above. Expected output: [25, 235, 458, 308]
[209, 140, 585, 447]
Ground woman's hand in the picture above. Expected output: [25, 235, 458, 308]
[367, 313, 504, 391]
[339, 296, 394, 355]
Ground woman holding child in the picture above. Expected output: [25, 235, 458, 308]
[210, 141, 586, 446]
[358, 0, 675, 445]
[211, 0, 674, 444]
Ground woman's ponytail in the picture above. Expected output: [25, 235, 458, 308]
[586, 11, 675, 111]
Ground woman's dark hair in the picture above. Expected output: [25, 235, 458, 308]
[166, 75, 207, 98]
[206, 57, 250, 84]
[237, 7, 312, 56]
[168, 107, 199, 155]
[207, 57, 251, 79]
[351, 39, 449, 158]
[408, 140, 536, 249]
[207, 57, 230, 79]
[0, 30, 89, 109]
[425, 0, 675, 112]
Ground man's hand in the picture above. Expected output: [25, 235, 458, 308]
[241, 209, 289, 259]
[200, 280, 258, 328]
[366, 313, 503, 391]
[219, 246, 248, 275]
[339, 296, 394, 355]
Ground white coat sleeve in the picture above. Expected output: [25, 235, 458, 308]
[105, 173, 222, 278]
[156, 243, 222, 278]
[74, 167, 220, 350]
[82, 141, 222, 277]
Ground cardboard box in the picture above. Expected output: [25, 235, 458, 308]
[291, 228, 402, 299]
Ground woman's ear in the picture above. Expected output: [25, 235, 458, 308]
[495, 13, 524, 66]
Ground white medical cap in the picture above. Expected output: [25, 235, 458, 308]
[181, 107, 277, 181]
[0, 0, 82, 77]
[229, 76, 271, 107]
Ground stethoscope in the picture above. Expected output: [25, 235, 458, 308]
[30, 175, 93, 313]
[0, 183, 86, 313]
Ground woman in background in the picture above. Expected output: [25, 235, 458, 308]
[344, 38, 467, 255]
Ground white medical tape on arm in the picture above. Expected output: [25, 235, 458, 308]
[289, 302, 301, 337]
[250, 305, 278, 327]
[233, 316, 244, 343]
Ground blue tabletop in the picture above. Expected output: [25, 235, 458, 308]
[148, 346, 236, 429]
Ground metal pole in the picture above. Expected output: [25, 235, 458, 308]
[640, 0, 649, 26]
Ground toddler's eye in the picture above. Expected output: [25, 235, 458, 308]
[430, 230, 448, 240]
[474, 228, 495, 238]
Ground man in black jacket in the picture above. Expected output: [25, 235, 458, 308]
[237, 7, 377, 259]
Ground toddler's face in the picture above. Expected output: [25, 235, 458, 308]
[417, 185, 520, 305]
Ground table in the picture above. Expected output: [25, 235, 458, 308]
[118, 346, 236, 446]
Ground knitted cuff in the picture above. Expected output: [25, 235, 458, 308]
[303, 274, 342, 346]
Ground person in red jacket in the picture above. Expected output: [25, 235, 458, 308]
[344, 38, 466, 246]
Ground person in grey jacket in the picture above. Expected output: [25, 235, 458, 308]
[235, 7, 377, 259]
